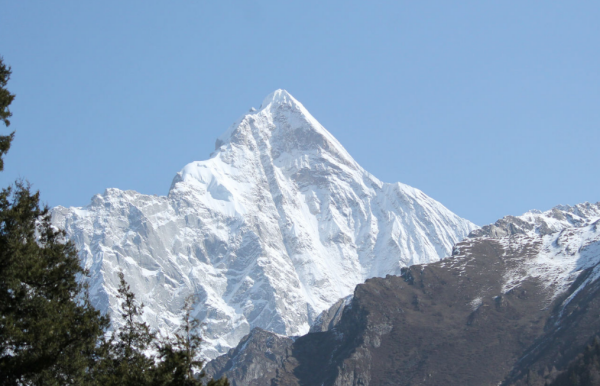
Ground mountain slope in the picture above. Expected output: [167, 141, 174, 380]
[203, 202, 600, 385]
[51, 90, 476, 358]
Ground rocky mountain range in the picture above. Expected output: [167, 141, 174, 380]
[203, 202, 600, 385]
[50, 89, 600, 385]
[51, 90, 476, 359]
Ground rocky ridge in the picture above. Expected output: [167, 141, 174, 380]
[203, 202, 600, 385]
[469, 202, 600, 238]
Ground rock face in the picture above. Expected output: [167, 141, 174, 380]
[202, 328, 294, 386]
[204, 203, 600, 385]
[308, 295, 352, 333]
[51, 90, 476, 358]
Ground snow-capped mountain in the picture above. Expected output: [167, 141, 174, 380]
[462, 202, 600, 305]
[469, 202, 600, 239]
[51, 90, 477, 358]
[203, 202, 600, 385]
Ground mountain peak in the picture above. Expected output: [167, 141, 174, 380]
[212, 89, 357, 168]
[53, 89, 478, 360]
[260, 89, 299, 110]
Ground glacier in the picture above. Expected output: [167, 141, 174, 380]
[51, 90, 477, 358]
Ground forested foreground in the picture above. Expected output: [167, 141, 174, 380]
[0, 57, 229, 386]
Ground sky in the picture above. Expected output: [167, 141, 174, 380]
[1, 1, 599, 226]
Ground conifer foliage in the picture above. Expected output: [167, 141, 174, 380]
[154, 295, 205, 385]
[0, 182, 109, 385]
[93, 272, 156, 386]
[0, 56, 14, 127]
[0, 56, 108, 385]
[549, 337, 600, 386]
[95, 273, 229, 386]
[0, 56, 15, 171]
[0, 56, 229, 385]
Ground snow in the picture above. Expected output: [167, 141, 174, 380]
[51, 90, 477, 359]
[469, 204, 600, 309]
[470, 297, 483, 311]
[502, 221, 600, 303]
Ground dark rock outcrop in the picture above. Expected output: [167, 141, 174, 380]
[309, 295, 352, 333]
[202, 328, 293, 386]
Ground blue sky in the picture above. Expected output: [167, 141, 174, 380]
[1, 1, 599, 226]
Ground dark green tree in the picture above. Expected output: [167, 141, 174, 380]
[0, 182, 110, 385]
[153, 296, 205, 386]
[152, 296, 228, 386]
[93, 272, 156, 386]
[0, 55, 109, 385]
[549, 336, 600, 386]
[205, 378, 231, 386]
[0, 55, 229, 386]
[96, 275, 229, 386]
[0, 56, 15, 171]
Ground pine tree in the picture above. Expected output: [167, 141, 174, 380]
[93, 272, 156, 386]
[0, 55, 229, 386]
[0, 56, 109, 385]
[0, 182, 109, 385]
[153, 296, 228, 386]
[153, 296, 205, 386]
[0, 56, 15, 171]
[549, 336, 600, 386]
[95, 275, 229, 386]
[205, 378, 231, 386]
